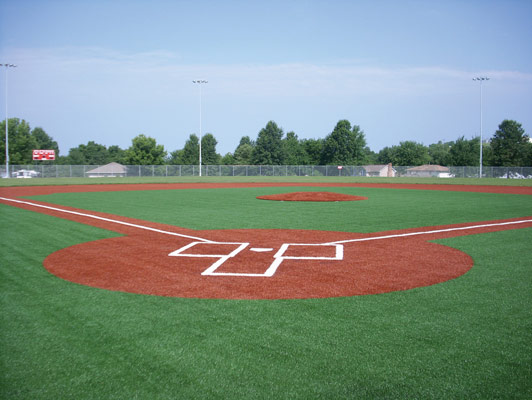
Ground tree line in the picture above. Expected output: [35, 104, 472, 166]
[1, 118, 531, 167]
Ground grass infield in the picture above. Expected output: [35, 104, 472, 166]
[1, 182, 531, 399]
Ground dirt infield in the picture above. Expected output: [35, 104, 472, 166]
[257, 191, 368, 201]
[1, 182, 531, 299]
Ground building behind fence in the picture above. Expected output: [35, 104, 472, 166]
[2, 164, 532, 179]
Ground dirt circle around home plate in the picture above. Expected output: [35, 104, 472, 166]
[43, 226, 474, 300]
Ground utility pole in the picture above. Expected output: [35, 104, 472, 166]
[1, 63, 17, 178]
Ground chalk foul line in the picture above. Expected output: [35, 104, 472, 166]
[0, 196, 212, 243]
[324, 219, 532, 245]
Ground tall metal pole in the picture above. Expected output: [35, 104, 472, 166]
[192, 80, 207, 177]
[473, 77, 489, 178]
[1, 63, 16, 178]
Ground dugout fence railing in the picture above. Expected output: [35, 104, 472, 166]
[2, 164, 532, 179]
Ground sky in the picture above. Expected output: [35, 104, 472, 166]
[1, 0, 531, 158]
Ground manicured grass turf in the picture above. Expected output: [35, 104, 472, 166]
[1, 185, 531, 399]
[26, 186, 532, 232]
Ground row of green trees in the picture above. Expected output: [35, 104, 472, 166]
[1, 118, 530, 167]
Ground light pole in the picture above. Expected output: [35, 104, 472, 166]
[473, 77, 489, 178]
[192, 80, 208, 176]
[1, 63, 16, 178]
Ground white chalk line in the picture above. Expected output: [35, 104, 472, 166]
[324, 219, 532, 245]
[0, 196, 213, 243]
[169, 242, 344, 277]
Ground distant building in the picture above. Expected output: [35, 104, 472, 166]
[85, 162, 127, 178]
[406, 164, 452, 178]
[13, 169, 40, 178]
[363, 164, 395, 177]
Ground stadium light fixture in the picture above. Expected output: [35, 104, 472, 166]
[192, 80, 208, 177]
[473, 77, 489, 178]
[1, 63, 17, 179]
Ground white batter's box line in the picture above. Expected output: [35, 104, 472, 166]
[168, 242, 344, 278]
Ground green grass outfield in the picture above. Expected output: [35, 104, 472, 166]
[1, 180, 531, 399]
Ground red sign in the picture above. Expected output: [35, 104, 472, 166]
[33, 150, 56, 160]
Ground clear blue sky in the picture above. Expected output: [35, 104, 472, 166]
[1, 0, 531, 157]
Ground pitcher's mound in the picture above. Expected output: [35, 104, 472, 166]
[257, 191, 368, 202]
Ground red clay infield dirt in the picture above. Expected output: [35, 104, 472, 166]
[1, 182, 531, 299]
[257, 191, 368, 201]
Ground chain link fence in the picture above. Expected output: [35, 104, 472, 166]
[2, 164, 532, 179]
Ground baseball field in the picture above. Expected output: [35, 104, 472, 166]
[1, 177, 531, 399]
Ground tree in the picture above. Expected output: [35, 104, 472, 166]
[31, 127, 59, 154]
[107, 145, 126, 163]
[321, 120, 367, 165]
[394, 141, 430, 166]
[66, 147, 86, 165]
[179, 134, 200, 165]
[167, 149, 184, 165]
[251, 121, 285, 165]
[0, 118, 36, 164]
[201, 133, 220, 164]
[490, 120, 530, 166]
[124, 134, 166, 165]
[301, 138, 323, 165]
[282, 131, 305, 165]
[448, 136, 480, 166]
[66, 141, 109, 165]
[233, 143, 254, 165]
[363, 147, 378, 165]
[221, 152, 235, 165]
[378, 141, 430, 166]
[376, 146, 396, 164]
[237, 136, 254, 148]
[428, 141, 452, 166]
[233, 136, 255, 165]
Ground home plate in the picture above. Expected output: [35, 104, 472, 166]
[250, 248, 274, 252]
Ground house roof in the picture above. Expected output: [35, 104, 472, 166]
[86, 162, 127, 174]
[363, 165, 389, 173]
[406, 164, 450, 172]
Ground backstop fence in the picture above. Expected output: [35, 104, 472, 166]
[2, 164, 532, 179]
